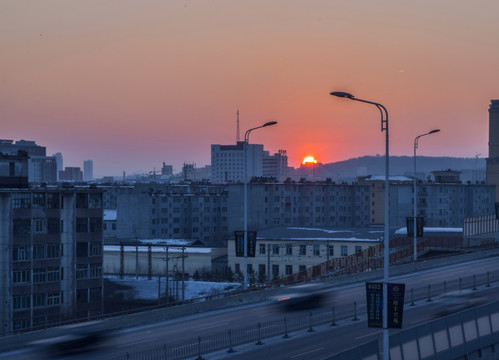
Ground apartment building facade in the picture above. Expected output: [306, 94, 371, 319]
[226, 181, 371, 234]
[0, 154, 104, 334]
[112, 183, 229, 247]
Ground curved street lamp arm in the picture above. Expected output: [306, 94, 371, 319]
[414, 129, 440, 150]
[244, 121, 278, 143]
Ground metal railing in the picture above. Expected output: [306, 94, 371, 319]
[329, 301, 499, 360]
[111, 271, 499, 360]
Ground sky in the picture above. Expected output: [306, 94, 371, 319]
[2, 1, 499, 178]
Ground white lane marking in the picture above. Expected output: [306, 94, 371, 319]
[355, 330, 382, 340]
[194, 322, 229, 332]
[290, 347, 325, 359]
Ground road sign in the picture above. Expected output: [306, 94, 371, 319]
[366, 282, 406, 329]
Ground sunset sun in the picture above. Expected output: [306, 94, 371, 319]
[302, 156, 317, 165]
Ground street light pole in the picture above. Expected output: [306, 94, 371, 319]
[413, 129, 440, 261]
[330, 91, 390, 360]
[243, 121, 277, 288]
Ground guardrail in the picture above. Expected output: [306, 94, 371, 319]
[111, 270, 499, 360]
[328, 301, 499, 360]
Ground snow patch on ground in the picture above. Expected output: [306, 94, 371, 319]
[106, 276, 241, 301]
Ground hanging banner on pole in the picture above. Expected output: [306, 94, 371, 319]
[235, 231, 244, 257]
[366, 282, 383, 328]
[366, 282, 406, 329]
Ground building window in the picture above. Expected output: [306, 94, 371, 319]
[76, 193, 88, 208]
[258, 264, 266, 277]
[47, 292, 61, 306]
[47, 267, 60, 282]
[259, 244, 266, 254]
[272, 264, 279, 278]
[299, 265, 306, 272]
[90, 264, 102, 278]
[12, 193, 31, 209]
[341, 246, 348, 256]
[90, 287, 102, 302]
[13, 319, 30, 330]
[33, 268, 46, 283]
[285, 265, 293, 275]
[328, 245, 334, 257]
[13, 246, 31, 261]
[286, 244, 292, 256]
[12, 269, 30, 284]
[32, 193, 46, 209]
[13, 295, 31, 310]
[76, 242, 88, 257]
[33, 245, 45, 260]
[90, 242, 102, 256]
[88, 193, 102, 208]
[76, 218, 88, 233]
[89, 218, 102, 232]
[47, 219, 60, 234]
[47, 193, 60, 209]
[34, 219, 44, 233]
[313, 244, 320, 256]
[299, 245, 306, 256]
[33, 293, 46, 307]
[355, 246, 362, 253]
[13, 219, 31, 236]
[76, 264, 89, 279]
[272, 245, 279, 255]
[47, 244, 60, 258]
[235, 263, 240, 274]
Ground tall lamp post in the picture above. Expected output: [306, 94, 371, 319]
[330, 91, 390, 360]
[243, 121, 277, 288]
[413, 129, 440, 261]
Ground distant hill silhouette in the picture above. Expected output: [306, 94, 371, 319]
[320, 156, 485, 181]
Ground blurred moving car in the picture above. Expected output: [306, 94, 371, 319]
[429, 290, 490, 318]
[273, 283, 333, 310]
[30, 321, 114, 358]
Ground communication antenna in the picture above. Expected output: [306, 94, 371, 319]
[236, 107, 240, 142]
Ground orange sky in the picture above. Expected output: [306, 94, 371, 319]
[1, 1, 498, 177]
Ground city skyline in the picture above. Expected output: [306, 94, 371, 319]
[2, 1, 499, 178]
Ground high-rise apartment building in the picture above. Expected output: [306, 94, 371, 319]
[486, 99, 499, 202]
[0, 153, 104, 334]
[262, 150, 288, 181]
[83, 160, 93, 181]
[211, 142, 263, 183]
[59, 167, 83, 181]
[0, 140, 57, 183]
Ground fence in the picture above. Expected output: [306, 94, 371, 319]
[276, 236, 497, 286]
[111, 270, 499, 360]
[464, 214, 499, 237]
[328, 301, 499, 360]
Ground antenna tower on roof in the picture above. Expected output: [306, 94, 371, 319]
[236, 107, 240, 142]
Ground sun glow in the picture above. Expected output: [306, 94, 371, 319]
[302, 156, 317, 165]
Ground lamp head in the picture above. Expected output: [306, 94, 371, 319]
[330, 91, 354, 99]
[429, 129, 440, 134]
[263, 121, 278, 127]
